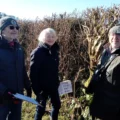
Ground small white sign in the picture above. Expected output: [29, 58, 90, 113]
[58, 80, 73, 95]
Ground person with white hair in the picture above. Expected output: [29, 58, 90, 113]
[30, 28, 61, 120]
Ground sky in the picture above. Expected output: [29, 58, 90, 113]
[0, 0, 120, 20]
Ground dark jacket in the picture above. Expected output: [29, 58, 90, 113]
[30, 42, 60, 96]
[0, 36, 31, 102]
[89, 48, 120, 119]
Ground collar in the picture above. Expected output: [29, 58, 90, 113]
[0, 35, 18, 48]
[111, 48, 120, 54]
[38, 42, 59, 51]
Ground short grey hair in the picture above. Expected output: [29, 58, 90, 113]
[108, 25, 120, 37]
[38, 28, 57, 43]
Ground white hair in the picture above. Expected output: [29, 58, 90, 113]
[38, 28, 57, 43]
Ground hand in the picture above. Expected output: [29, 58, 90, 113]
[26, 87, 32, 97]
[37, 91, 47, 102]
[3, 89, 20, 104]
[3, 89, 16, 99]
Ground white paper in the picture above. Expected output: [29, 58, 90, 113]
[13, 93, 41, 106]
[58, 80, 73, 95]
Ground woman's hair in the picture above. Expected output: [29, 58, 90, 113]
[38, 28, 57, 43]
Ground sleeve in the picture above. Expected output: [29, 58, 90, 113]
[30, 50, 43, 96]
[21, 50, 31, 90]
[86, 49, 107, 94]
[0, 83, 7, 95]
[23, 64, 31, 90]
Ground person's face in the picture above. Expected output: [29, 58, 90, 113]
[109, 33, 120, 49]
[44, 32, 57, 46]
[2, 25, 19, 41]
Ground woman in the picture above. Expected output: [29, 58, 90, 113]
[0, 16, 31, 120]
[30, 28, 61, 120]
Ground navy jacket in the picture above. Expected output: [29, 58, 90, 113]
[30, 42, 60, 96]
[0, 36, 31, 99]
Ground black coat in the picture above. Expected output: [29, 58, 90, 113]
[89, 48, 120, 119]
[30, 42, 60, 96]
[0, 37, 31, 100]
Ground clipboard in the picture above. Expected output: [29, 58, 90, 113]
[13, 93, 42, 106]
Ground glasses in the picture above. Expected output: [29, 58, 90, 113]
[9, 26, 20, 30]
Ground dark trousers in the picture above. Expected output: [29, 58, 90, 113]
[34, 90, 61, 120]
[0, 102, 22, 120]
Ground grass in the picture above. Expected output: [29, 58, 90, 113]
[22, 101, 69, 120]
[22, 90, 92, 120]
[21, 93, 69, 120]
